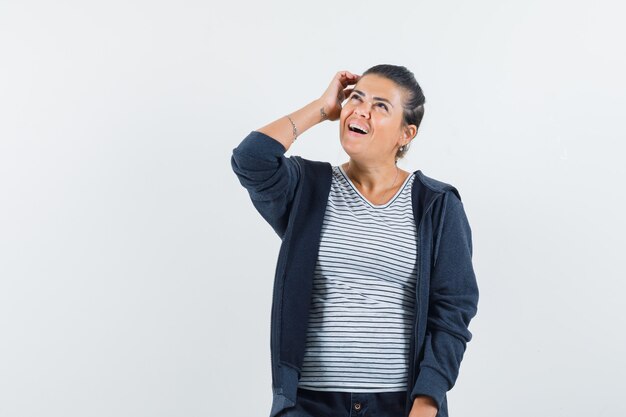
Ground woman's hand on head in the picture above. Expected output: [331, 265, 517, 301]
[318, 71, 361, 121]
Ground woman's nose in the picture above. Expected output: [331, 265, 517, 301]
[354, 101, 371, 117]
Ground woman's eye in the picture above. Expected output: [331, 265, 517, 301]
[348, 95, 386, 110]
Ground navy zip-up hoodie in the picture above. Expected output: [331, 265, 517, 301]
[231, 130, 479, 417]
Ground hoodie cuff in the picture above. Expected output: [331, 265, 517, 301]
[410, 366, 449, 412]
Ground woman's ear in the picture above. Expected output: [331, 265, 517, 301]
[404, 124, 417, 141]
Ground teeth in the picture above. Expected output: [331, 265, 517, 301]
[349, 123, 368, 134]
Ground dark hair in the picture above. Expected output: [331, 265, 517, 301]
[362, 64, 426, 162]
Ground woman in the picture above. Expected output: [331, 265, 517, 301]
[231, 65, 479, 417]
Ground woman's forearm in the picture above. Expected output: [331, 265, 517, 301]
[256, 99, 328, 152]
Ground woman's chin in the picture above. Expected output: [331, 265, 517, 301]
[340, 139, 364, 156]
[341, 131, 369, 146]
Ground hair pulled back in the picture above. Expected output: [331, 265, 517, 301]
[362, 64, 426, 162]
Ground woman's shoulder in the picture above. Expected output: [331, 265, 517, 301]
[413, 170, 462, 201]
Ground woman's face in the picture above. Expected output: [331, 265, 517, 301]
[339, 74, 412, 164]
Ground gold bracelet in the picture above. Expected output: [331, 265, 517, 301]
[286, 115, 298, 142]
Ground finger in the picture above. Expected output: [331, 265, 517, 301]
[339, 74, 359, 88]
[337, 71, 358, 81]
[337, 70, 354, 77]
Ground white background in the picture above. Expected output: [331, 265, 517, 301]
[1, 1, 625, 416]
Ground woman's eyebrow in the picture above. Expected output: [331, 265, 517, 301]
[352, 89, 394, 108]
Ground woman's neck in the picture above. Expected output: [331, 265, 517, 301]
[342, 160, 401, 193]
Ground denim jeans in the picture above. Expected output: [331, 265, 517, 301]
[277, 386, 407, 417]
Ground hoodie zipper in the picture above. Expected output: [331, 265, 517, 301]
[406, 224, 421, 415]
[409, 191, 443, 406]
[270, 291, 277, 387]
[270, 156, 303, 392]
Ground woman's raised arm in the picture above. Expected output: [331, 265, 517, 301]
[256, 99, 327, 152]
[256, 70, 361, 151]
[231, 71, 362, 238]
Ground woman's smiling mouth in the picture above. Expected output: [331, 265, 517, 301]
[347, 121, 370, 136]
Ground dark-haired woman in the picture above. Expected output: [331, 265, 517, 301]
[231, 65, 479, 417]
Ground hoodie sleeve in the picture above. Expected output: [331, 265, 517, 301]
[230, 130, 301, 239]
[410, 190, 479, 411]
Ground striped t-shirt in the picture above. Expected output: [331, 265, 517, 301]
[297, 164, 418, 392]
